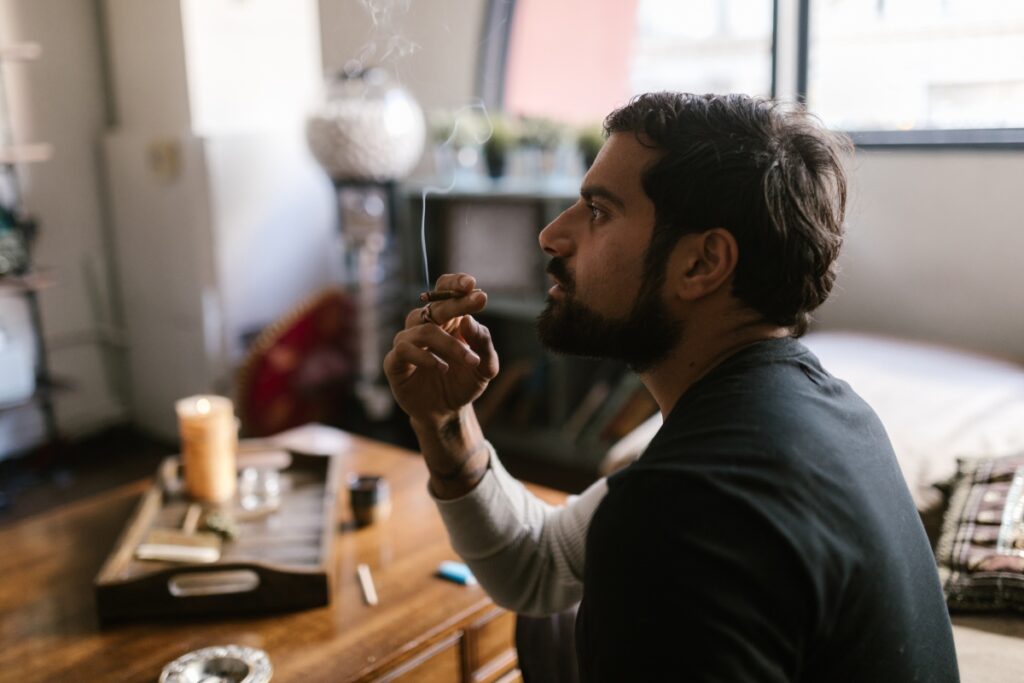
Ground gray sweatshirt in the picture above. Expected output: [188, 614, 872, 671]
[431, 442, 607, 616]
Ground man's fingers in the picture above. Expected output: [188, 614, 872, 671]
[458, 316, 499, 379]
[425, 290, 486, 328]
[405, 306, 426, 329]
[393, 324, 481, 367]
[405, 290, 487, 331]
[434, 273, 476, 295]
[424, 273, 479, 322]
[385, 341, 449, 378]
[406, 306, 428, 329]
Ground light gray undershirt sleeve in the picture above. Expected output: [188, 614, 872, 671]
[431, 441, 609, 616]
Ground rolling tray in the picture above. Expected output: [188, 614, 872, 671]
[95, 450, 341, 621]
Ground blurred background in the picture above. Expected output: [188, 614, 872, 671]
[1, 0, 1022, 510]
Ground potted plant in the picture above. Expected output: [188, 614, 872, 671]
[483, 114, 517, 179]
[518, 116, 568, 176]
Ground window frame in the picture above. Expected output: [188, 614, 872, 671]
[479, 0, 1024, 149]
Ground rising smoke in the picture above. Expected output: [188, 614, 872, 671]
[420, 102, 493, 288]
[347, 0, 494, 290]
[353, 0, 419, 70]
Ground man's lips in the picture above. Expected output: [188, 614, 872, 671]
[545, 259, 572, 296]
[546, 273, 568, 296]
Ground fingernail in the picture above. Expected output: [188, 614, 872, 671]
[471, 291, 485, 303]
[464, 350, 480, 365]
[459, 276, 472, 288]
[438, 359, 450, 373]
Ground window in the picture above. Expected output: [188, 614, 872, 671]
[631, 0, 774, 99]
[807, 0, 1024, 134]
[494, 0, 774, 124]
[481, 0, 1024, 145]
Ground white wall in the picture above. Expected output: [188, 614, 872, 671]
[817, 150, 1024, 360]
[103, 131, 218, 437]
[204, 132, 337, 364]
[0, 0, 126, 449]
[318, 0, 486, 111]
[102, 0, 192, 132]
[181, 0, 323, 136]
[102, 0, 336, 439]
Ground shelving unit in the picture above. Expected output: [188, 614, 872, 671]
[0, 40, 60, 468]
[399, 178, 656, 481]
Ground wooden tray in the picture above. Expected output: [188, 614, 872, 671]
[95, 450, 341, 621]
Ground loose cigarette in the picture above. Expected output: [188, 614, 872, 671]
[357, 563, 378, 606]
[419, 288, 482, 302]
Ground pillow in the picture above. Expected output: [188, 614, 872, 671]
[936, 452, 1024, 612]
[236, 288, 358, 437]
[802, 332, 1024, 512]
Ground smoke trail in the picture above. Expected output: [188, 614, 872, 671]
[344, 1, 494, 290]
[420, 100, 493, 289]
[354, 0, 419, 71]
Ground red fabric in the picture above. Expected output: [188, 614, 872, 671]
[239, 289, 358, 437]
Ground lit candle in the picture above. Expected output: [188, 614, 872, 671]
[175, 394, 237, 502]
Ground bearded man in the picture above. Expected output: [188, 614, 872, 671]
[383, 93, 959, 682]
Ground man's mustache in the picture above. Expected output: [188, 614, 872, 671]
[545, 258, 575, 294]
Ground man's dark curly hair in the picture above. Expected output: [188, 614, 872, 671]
[604, 92, 852, 336]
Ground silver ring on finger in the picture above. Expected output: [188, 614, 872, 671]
[420, 302, 438, 325]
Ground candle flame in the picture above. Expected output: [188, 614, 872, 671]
[196, 398, 211, 414]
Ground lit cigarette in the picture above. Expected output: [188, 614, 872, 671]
[357, 563, 378, 606]
[419, 288, 482, 302]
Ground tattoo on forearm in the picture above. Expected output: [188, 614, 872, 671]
[440, 415, 463, 443]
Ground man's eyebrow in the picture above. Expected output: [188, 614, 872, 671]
[580, 185, 626, 211]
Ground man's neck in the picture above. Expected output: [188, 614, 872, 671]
[640, 322, 791, 418]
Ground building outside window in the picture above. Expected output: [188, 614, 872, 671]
[808, 0, 1024, 132]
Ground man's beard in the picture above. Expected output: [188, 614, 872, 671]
[536, 257, 682, 373]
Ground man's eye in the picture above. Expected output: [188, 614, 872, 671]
[588, 204, 605, 221]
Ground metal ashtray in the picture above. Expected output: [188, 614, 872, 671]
[159, 645, 272, 683]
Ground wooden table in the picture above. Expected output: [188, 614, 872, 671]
[0, 431, 566, 683]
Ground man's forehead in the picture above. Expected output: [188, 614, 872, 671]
[582, 132, 660, 207]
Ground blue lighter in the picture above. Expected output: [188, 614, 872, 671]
[437, 560, 477, 586]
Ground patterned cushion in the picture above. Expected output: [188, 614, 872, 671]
[236, 288, 357, 437]
[937, 452, 1024, 612]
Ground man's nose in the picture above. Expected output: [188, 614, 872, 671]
[538, 208, 574, 257]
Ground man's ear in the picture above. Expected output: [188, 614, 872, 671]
[668, 228, 739, 301]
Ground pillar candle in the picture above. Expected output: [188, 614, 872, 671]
[176, 395, 237, 503]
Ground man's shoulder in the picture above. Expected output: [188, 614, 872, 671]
[601, 459, 820, 557]
[641, 339, 892, 488]
[604, 424, 881, 574]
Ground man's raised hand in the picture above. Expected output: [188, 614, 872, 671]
[383, 273, 499, 428]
